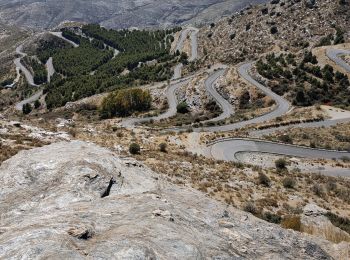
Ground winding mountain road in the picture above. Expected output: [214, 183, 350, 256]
[11, 27, 350, 174]
[14, 45, 38, 87]
[201, 68, 234, 123]
[175, 27, 198, 59]
[326, 48, 350, 72]
[188, 27, 199, 62]
[15, 90, 43, 111]
[206, 49, 350, 175]
[13, 44, 43, 111]
[122, 28, 200, 127]
[121, 79, 191, 127]
[49, 32, 79, 48]
[194, 62, 291, 132]
[14, 32, 79, 111]
[251, 117, 350, 137]
[46, 26, 346, 174]
[210, 138, 350, 162]
[172, 27, 198, 80]
[46, 57, 55, 83]
[210, 138, 350, 176]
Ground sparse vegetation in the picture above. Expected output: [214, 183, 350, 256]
[22, 103, 32, 115]
[325, 212, 350, 234]
[243, 202, 258, 215]
[275, 158, 287, 171]
[283, 177, 296, 189]
[176, 101, 189, 114]
[312, 184, 325, 197]
[129, 143, 141, 155]
[256, 52, 350, 109]
[258, 172, 271, 187]
[159, 143, 167, 153]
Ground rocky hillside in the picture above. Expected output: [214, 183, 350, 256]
[199, 0, 350, 64]
[0, 0, 267, 30]
[0, 141, 348, 259]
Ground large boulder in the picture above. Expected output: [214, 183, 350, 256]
[0, 141, 347, 259]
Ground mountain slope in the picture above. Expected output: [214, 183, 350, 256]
[199, 0, 350, 64]
[0, 141, 346, 259]
[0, 0, 267, 29]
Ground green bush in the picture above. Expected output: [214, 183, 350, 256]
[243, 202, 258, 215]
[258, 172, 271, 187]
[177, 102, 189, 114]
[129, 143, 140, 155]
[34, 100, 41, 109]
[312, 184, 325, 197]
[262, 212, 282, 224]
[278, 134, 293, 144]
[159, 143, 167, 153]
[275, 158, 287, 170]
[283, 177, 296, 189]
[22, 103, 32, 115]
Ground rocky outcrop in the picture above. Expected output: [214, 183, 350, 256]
[301, 204, 350, 244]
[0, 141, 348, 259]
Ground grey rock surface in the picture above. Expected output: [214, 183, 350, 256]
[0, 141, 345, 259]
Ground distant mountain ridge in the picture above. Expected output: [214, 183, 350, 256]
[0, 0, 267, 29]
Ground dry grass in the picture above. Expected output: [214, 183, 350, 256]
[0, 134, 48, 164]
[62, 118, 350, 223]
[266, 122, 350, 151]
[282, 215, 302, 231]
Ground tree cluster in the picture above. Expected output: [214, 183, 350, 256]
[52, 42, 113, 76]
[82, 24, 179, 53]
[22, 56, 47, 84]
[43, 25, 178, 108]
[100, 88, 152, 118]
[36, 37, 72, 63]
[256, 52, 350, 109]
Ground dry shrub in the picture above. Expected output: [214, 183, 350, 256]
[243, 201, 259, 215]
[281, 215, 301, 231]
[256, 197, 278, 208]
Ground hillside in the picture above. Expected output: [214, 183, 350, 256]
[199, 0, 350, 64]
[0, 0, 267, 29]
[0, 141, 348, 259]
